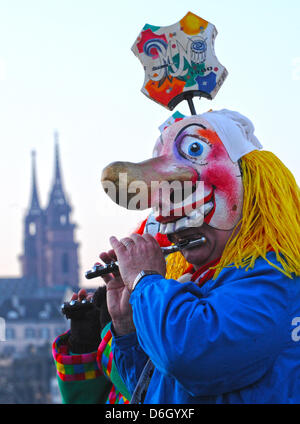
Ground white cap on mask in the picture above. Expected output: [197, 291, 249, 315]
[200, 109, 263, 162]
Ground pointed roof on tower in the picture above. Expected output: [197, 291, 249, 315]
[47, 131, 70, 209]
[28, 150, 42, 215]
[54, 130, 62, 185]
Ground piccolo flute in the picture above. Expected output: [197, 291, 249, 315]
[85, 236, 207, 280]
[61, 236, 207, 317]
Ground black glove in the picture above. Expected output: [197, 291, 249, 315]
[93, 285, 111, 332]
[61, 286, 111, 354]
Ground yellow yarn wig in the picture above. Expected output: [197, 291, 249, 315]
[166, 150, 300, 280]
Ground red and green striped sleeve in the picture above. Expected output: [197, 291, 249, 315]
[52, 328, 130, 404]
[52, 330, 111, 404]
[97, 323, 131, 403]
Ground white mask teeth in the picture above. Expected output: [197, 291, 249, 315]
[175, 217, 189, 232]
[159, 222, 176, 235]
[159, 201, 214, 235]
[159, 223, 167, 234]
[167, 222, 176, 234]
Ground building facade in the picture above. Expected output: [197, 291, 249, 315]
[0, 133, 81, 402]
[19, 132, 80, 289]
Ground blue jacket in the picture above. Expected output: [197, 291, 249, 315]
[112, 252, 300, 404]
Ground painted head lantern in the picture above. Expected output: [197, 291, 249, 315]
[101, 13, 262, 237]
[131, 11, 228, 110]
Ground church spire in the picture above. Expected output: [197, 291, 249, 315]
[48, 131, 68, 207]
[21, 135, 79, 288]
[21, 150, 45, 281]
[28, 150, 41, 214]
[43, 131, 79, 288]
[54, 130, 62, 185]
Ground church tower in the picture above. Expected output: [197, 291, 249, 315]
[43, 132, 80, 288]
[19, 151, 46, 282]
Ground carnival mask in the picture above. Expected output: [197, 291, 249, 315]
[101, 109, 262, 235]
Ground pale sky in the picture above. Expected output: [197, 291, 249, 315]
[0, 0, 299, 287]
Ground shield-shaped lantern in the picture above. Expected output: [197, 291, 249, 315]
[132, 11, 228, 114]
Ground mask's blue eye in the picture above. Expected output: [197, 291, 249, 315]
[178, 134, 210, 161]
[188, 141, 203, 157]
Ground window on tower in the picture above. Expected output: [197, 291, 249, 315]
[60, 215, 67, 225]
[29, 222, 36, 235]
[62, 252, 69, 273]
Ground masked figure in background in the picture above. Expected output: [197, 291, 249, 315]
[52, 108, 300, 404]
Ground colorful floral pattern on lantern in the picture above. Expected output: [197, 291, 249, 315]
[180, 11, 208, 35]
[145, 78, 186, 108]
[132, 12, 228, 110]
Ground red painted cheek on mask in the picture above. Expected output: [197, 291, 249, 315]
[202, 163, 240, 212]
[198, 130, 241, 211]
[207, 143, 229, 162]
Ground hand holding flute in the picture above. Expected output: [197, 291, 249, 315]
[85, 236, 207, 279]
[64, 234, 167, 337]
[63, 233, 207, 338]
[104, 233, 168, 335]
[98, 245, 136, 336]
